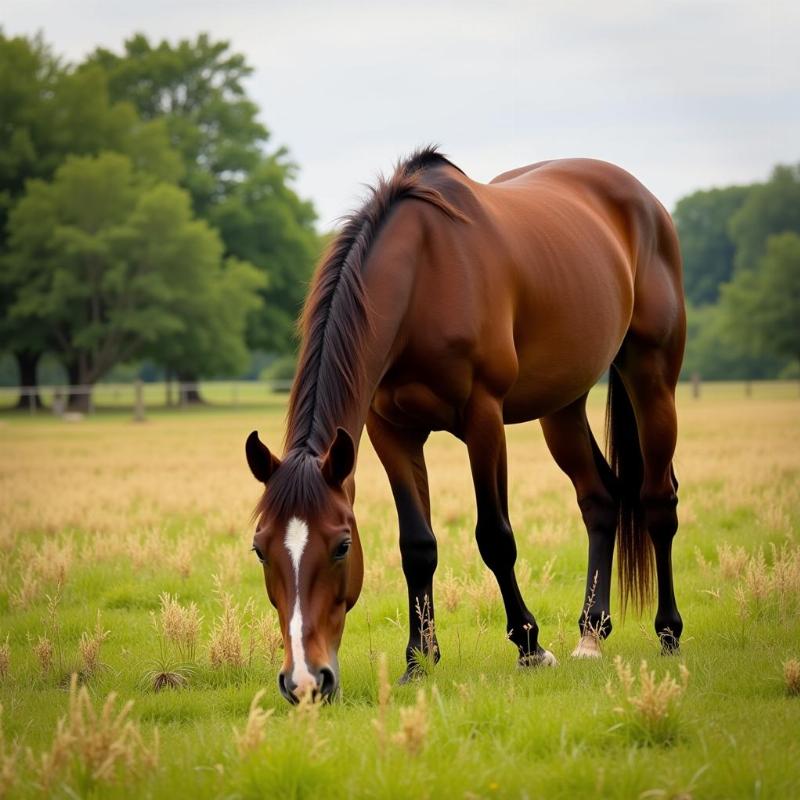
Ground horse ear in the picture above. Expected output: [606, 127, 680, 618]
[245, 431, 281, 483]
[321, 427, 355, 486]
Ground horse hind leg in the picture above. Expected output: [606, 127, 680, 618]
[540, 395, 618, 658]
[616, 342, 684, 652]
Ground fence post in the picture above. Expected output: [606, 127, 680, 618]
[691, 371, 701, 399]
[134, 379, 146, 422]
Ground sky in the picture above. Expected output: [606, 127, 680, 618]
[5, 1, 800, 228]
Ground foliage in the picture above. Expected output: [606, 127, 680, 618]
[682, 303, 784, 380]
[5, 152, 257, 401]
[730, 164, 800, 271]
[673, 185, 751, 305]
[209, 156, 320, 352]
[85, 33, 321, 355]
[720, 232, 800, 364]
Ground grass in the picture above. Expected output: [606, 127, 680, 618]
[0, 381, 798, 798]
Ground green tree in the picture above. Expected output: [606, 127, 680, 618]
[673, 185, 751, 305]
[5, 152, 253, 410]
[85, 34, 321, 359]
[145, 256, 265, 400]
[681, 303, 782, 381]
[86, 33, 267, 217]
[0, 31, 182, 404]
[729, 164, 800, 271]
[720, 233, 800, 367]
[209, 156, 319, 352]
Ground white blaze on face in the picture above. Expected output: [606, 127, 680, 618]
[285, 517, 315, 691]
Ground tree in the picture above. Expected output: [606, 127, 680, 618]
[720, 233, 800, 367]
[85, 34, 321, 357]
[729, 164, 800, 271]
[5, 152, 253, 410]
[209, 155, 320, 352]
[144, 256, 265, 400]
[0, 32, 183, 405]
[85, 33, 267, 217]
[672, 185, 751, 305]
[681, 303, 783, 381]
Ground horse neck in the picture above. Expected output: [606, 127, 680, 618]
[289, 230, 420, 461]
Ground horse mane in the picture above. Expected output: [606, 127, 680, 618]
[256, 146, 466, 521]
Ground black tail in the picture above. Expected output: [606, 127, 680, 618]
[606, 366, 654, 614]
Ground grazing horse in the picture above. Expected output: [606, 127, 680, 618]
[246, 148, 685, 703]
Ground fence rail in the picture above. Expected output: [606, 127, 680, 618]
[0, 380, 295, 418]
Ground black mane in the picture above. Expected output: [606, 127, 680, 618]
[256, 146, 464, 521]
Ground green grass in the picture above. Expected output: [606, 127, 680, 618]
[0, 382, 799, 798]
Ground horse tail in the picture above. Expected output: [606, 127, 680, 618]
[606, 365, 654, 615]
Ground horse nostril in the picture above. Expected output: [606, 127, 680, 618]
[278, 672, 298, 705]
[318, 666, 337, 699]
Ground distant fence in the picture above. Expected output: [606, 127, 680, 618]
[1, 378, 797, 419]
[0, 380, 294, 418]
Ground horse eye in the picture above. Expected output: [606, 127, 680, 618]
[251, 545, 266, 565]
[333, 540, 351, 560]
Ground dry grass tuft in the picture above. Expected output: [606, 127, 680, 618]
[168, 537, 194, 579]
[717, 542, 749, 579]
[208, 583, 244, 669]
[438, 568, 461, 613]
[372, 653, 392, 750]
[78, 614, 110, 677]
[733, 542, 800, 620]
[393, 688, 429, 756]
[606, 656, 690, 745]
[234, 689, 273, 757]
[0, 636, 8, 682]
[247, 612, 282, 667]
[157, 593, 202, 662]
[784, 658, 800, 696]
[29, 674, 159, 793]
[33, 635, 54, 675]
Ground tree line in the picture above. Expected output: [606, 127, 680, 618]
[0, 31, 320, 409]
[674, 164, 800, 381]
[1, 29, 798, 411]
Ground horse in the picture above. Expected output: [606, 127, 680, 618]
[246, 147, 685, 703]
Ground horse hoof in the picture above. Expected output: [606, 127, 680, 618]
[397, 666, 423, 685]
[519, 649, 558, 668]
[571, 635, 602, 659]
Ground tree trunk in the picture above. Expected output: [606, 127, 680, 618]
[14, 351, 45, 410]
[65, 362, 92, 413]
[177, 372, 205, 405]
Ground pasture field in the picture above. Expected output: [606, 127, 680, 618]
[0, 382, 799, 799]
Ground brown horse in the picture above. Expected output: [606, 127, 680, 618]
[246, 147, 685, 703]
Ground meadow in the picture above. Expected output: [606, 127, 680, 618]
[0, 382, 798, 799]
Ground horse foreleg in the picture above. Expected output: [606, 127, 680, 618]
[366, 410, 440, 681]
[464, 389, 556, 667]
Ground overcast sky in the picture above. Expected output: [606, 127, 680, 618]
[5, 1, 799, 227]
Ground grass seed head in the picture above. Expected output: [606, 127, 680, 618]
[392, 688, 429, 756]
[78, 614, 110, 677]
[0, 637, 8, 681]
[234, 689, 273, 757]
[606, 656, 689, 746]
[33, 635, 54, 674]
[784, 658, 800, 696]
